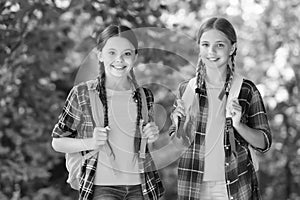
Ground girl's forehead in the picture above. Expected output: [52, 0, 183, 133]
[200, 29, 230, 42]
[102, 36, 135, 51]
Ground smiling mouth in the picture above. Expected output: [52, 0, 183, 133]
[111, 64, 127, 70]
[207, 57, 219, 62]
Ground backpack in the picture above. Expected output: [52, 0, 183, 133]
[181, 73, 259, 171]
[65, 84, 152, 190]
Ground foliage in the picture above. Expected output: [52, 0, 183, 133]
[1, 0, 299, 199]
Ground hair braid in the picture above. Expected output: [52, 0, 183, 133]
[230, 48, 237, 73]
[195, 57, 206, 90]
[97, 62, 115, 158]
[98, 62, 109, 127]
[225, 48, 237, 94]
[195, 58, 201, 89]
[129, 70, 143, 155]
[225, 65, 233, 93]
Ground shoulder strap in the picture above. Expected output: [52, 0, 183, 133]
[226, 73, 244, 117]
[181, 77, 197, 110]
[80, 89, 104, 159]
[88, 89, 119, 172]
[89, 89, 104, 127]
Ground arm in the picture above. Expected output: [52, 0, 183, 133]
[51, 86, 108, 154]
[230, 83, 272, 152]
[234, 122, 266, 149]
[52, 137, 97, 153]
[52, 126, 109, 153]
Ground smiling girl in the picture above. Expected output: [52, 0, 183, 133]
[51, 25, 164, 200]
[170, 17, 272, 200]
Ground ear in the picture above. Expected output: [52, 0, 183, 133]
[230, 43, 237, 56]
[97, 51, 103, 62]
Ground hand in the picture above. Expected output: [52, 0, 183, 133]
[171, 99, 186, 127]
[228, 98, 242, 128]
[92, 126, 110, 149]
[143, 122, 159, 144]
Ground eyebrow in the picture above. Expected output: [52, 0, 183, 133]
[200, 40, 226, 43]
[106, 48, 135, 51]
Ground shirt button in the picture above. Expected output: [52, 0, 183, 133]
[230, 196, 234, 200]
[225, 162, 229, 166]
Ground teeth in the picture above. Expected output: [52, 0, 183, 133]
[111, 65, 126, 70]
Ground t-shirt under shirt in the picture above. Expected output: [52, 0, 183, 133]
[94, 88, 141, 185]
[203, 81, 226, 181]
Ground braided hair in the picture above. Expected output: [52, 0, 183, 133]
[95, 25, 142, 157]
[196, 17, 237, 99]
[129, 69, 144, 155]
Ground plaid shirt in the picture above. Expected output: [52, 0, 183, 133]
[52, 79, 164, 200]
[170, 78, 272, 200]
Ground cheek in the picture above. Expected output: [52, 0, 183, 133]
[124, 57, 135, 64]
[199, 50, 207, 58]
[103, 59, 110, 66]
[103, 56, 115, 64]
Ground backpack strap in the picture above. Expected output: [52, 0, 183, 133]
[176, 77, 197, 135]
[181, 77, 197, 110]
[88, 87, 119, 173]
[226, 73, 243, 117]
[89, 89, 104, 127]
[85, 89, 102, 159]
[225, 73, 243, 158]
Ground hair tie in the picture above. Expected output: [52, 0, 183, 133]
[195, 88, 201, 94]
[132, 91, 138, 102]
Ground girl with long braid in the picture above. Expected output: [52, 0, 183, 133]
[170, 17, 272, 199]
[51, 25, 164, 200]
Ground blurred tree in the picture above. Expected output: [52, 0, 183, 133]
[1, 0, 299, 200]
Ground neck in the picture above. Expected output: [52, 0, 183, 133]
[105, 76, 132, 91]
[205, 66, 227, 86]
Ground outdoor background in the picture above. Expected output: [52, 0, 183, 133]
[1, 0, 300, 199]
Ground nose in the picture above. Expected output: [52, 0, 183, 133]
[208, 45, 216, 54]
[115, 54, 124, 62]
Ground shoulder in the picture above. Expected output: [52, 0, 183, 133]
[178, 79, 193, 97]
[240, 78, 264, 105]
[71, 79, 98, 95]
[74, 79, 98, 92]
[70, 79, 98, 102]
[240, 78, 262, 97]
[241, 78, 259, 93]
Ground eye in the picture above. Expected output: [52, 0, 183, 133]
[217, 43, 225, 48]
[124, 51, 133, 57]
[201, 43, 209, 47]
[108, 51, 115, 55]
